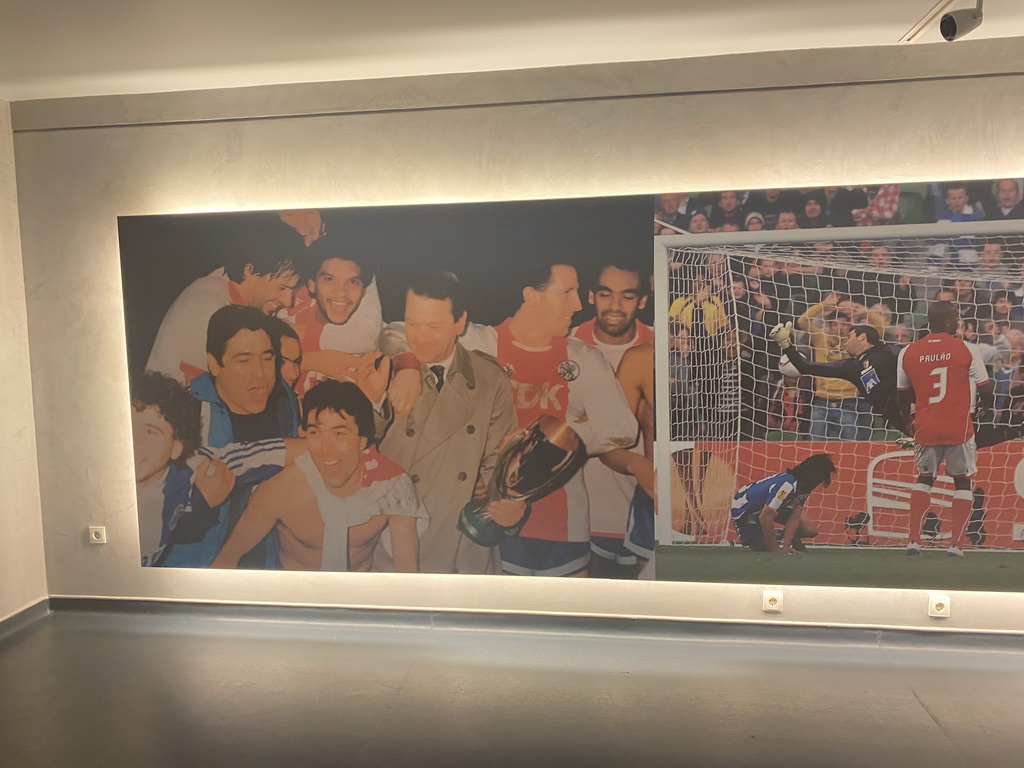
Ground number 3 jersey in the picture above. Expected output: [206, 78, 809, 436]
[896, 332, 990, 446]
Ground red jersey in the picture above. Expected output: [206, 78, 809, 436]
[896, 333, 990, 446]
[495, 319, 571, 541]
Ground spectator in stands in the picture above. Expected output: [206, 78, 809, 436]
[688, 211, 711, 234]
[704, 252, 730, 296]
[798, 190, 828, 229]
[985, 291, 1024, 332]
[655, 193, 690, 234]
[868, 303, 894, 330]
[938, 183, 985, 223]
[852, 184, 900, 226]
[744, 212, 766, 231]
[885, 325, 914, 344]
[668, 328, 695, 441]
[823, 186, 868, 228]
[710, 191, 745, 231]
[949, 278, 980, 308]
[935, 183, 985, 265]
[989, 179, 1024, 220]
[731, 277, 776, 336]
[747, 189, 803, 230]
[852, 245, 916, 321]
[980, 238, 1007, 270]
[669, 276, 729, 337]
[747, 259, 789, 304]
[776, 210, 800, 231]
[976, 239, 1014, 302]
[1009, 261, 1024, 307]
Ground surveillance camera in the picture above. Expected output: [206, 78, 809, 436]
[940, 6, 983, 41]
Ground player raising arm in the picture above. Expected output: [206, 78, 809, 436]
[730, 454, 836, 553]
[897, 301, 994, 557]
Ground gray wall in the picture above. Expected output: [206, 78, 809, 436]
[12, 42, 1024, 630]
[0, 99, 46, 623]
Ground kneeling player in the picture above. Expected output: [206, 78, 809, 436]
[730, 454, 836, 553]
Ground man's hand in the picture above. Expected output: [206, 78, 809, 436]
[822, 291, 842, 307]
[768, 321, 794, 349]
[485, 499, 528, 528]
[353, 352, 391, 404]
[388, 368, 421, 421]
[192, 457, 235, 507]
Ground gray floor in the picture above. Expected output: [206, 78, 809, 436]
[2, 602, 1023, 768]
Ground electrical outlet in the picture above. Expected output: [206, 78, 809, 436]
[928, 594, 951, 618]
[88, 526, 107, 545]
[762, 590, 783, 613]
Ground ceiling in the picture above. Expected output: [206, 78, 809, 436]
[2, 0, 1021, 101]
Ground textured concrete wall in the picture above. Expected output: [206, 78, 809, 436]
[12, 52, 1024, 629]
[0, 99, 46, 622]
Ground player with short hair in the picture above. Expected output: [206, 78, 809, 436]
[380, 256, 639, 577]
[730, 454, 836, 553]
[211, 380, 427, 571]
[130, 370, 293, 567]
[572, 262, 654, 577]
[897, 301, 994, 557]
[147, 213, 306, 384]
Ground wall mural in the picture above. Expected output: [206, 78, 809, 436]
[119, 197, 656, 578]
[119, 179, 1024, 589]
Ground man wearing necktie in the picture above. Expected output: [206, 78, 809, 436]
[375, 271, 518, 574]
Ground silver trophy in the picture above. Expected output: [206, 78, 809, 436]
[458, 414, 587, 547]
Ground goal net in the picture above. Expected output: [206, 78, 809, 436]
[663, 226, 1024, 550]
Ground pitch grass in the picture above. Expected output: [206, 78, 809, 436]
[655, 545, 1024, 592]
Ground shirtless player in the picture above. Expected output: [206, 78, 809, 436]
[211, 380, 427, 571]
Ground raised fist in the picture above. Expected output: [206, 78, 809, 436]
[769, 321, 794, 349]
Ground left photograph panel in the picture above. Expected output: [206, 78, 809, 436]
[118, 198, 655, 578]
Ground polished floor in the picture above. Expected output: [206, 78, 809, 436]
[2, 601, 1023, 768]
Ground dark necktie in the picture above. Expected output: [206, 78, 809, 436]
[430, 365, 445, 392]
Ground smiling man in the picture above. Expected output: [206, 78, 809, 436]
[376, 271, 517, 574]
[285, 233, 385, 395]
[380, 257, 639, 577]
[211, 380, 427, 572]
[147, 213, 306, 384]
[161, 305, 301, 568]
[571, 262, 654, 577]
[189, 305, 300, 447]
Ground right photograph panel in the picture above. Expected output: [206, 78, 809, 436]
[655, 181, 1024, 592]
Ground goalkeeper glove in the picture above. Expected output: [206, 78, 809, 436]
[769, 321, 794, 349]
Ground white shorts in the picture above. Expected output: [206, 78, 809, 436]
[913, 438, 977, 477]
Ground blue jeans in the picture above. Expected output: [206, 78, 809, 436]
[809, 396, 873, 441]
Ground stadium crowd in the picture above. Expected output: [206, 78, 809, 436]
[664, 180, 1024, 442]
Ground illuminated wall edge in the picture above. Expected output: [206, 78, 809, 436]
[0, 99, 47, 624]
[13, 67, 1024, 633]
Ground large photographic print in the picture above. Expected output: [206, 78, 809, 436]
[657, 181, 1024, 591]
[119, 197, 655, 578]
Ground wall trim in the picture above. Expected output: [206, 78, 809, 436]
[0, 598, 49, 643]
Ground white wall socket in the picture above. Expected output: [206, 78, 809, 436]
[928, 594, 951, 618]
[762, 590, 784, 613]
[88, 526, 107, 544]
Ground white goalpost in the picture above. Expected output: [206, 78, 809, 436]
[654, 222, 1024, 550]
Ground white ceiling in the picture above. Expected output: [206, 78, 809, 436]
[2, 0, 1021, 101]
